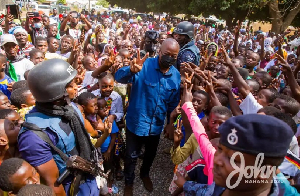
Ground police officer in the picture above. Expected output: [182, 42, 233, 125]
[18, 59, 100, 196]
[173, 21, 200, 71]
[141, 30, 159, 58]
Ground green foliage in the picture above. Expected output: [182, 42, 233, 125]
[57, 0, 66, 5]
[96, 0, 110, 8]
[106, 0, 300, 29]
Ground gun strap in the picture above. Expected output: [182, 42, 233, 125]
[22, 122, 69, 162]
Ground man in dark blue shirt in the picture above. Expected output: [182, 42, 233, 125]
[115, 38, 181, 196]
[173, 21, 200, 71]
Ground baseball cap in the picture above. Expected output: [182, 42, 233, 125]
[0, 34, 18, 46]
[32, 12, 42, 20]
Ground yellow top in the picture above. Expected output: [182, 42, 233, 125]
[170, 133, 199, 165]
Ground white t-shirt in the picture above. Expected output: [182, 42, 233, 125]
[289, 136, 299, 157]
[82, 71, 98, 88]
[239, 93, 263, 115]
[12, 58, 34, 81]
[56, 51, 71, 58]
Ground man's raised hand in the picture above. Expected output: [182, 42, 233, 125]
[130, 49, 149, 73]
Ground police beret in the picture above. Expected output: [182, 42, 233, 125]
[219, 114, 294, 158]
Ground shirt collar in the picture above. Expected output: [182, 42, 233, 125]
[98, 91, 118, 101]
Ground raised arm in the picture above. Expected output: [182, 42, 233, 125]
[277, 54, 300, 102]
[221, 46, 250, 99]
[181, 83, 216, 185]
[60, 14, 71, 34]
[233, 24, 240, 57]
[91, 49, 115, 78]
[80, 14, 92, 30]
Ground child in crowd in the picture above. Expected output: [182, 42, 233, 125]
[10, 87, 36, 120]
[29, 48, 45, 65]
[0, 119, 21, 165]
[82, 55, 98, 88]
[93, 72, 124, 123]
[169, 106, 233, 195]
[174, 83, 298, 195]
[0, 158, 40, 195]
[77, 92, 100, 138]
[0, 92, 13, 110]
[96, 97, 119, 190]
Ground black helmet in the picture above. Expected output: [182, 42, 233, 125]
[27, 59, 77, 103]
[173, 21, 194, 39]
[145, 30, 159, 42]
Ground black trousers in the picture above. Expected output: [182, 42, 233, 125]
[124, 128, 160, 185]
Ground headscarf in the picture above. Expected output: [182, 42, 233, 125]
[13, 27, 28, 35]
[205, 42, 218, 58]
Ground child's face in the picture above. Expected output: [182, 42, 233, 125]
[48, 38, 59, 53]
[61, 38, 73, 52]
[35, 41, 48, 53]
[265, 51, 271, 61]
[208, 112, 229, 139]
[283, 87, 292, 97]
[246, 52, 259, 69]
[0, 95, 12, 110]
[287, 55, 296, 64]
[99, 78, 114, 97]
[192, 93, 208, 114]
[269, 66, 280, 78]
[83, 98, 98, 115]
[66, 81, 78, 100]
[97, 99, 109, 118]
[216, 65, 229, 79]
[9, 160, 40, 193]
[23, 90, 36, 107]
[253, 73, 265, 88]
[121, 51, 131, 66]
[4, 118, 21, 146]
[271, 98, 288, 114]
[257, 89, 272, 107]
[207, 56, 218, 72]
[30, 53, 45, 65]
[231, 59, 242, 68]
[83, 57, 97, 71]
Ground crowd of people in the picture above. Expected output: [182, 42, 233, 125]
[0, 5, 299, 196]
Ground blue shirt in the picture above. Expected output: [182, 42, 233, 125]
[115, 56, 181, 136]
[100, 118, 119, 153]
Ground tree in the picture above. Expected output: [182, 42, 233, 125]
[267, 0, 300, 33]
[57, 0, 66, 5]
[96, 0, 110, 8]
[106, 0, 300, 33]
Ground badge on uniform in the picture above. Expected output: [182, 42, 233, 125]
[227, 128, 238, 145]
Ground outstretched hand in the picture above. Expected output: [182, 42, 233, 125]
[174, 119, 184, 144]
[104, 49, 117, 67]
[182, 83, 193, 105]
[104, 118, 112, 135]
[275, 53, 291, 72]
[130, 49, 149, 73]
[220, 45, 231, 66]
